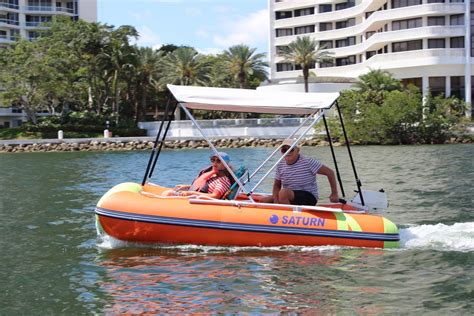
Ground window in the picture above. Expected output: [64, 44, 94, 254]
[336, 18, 355, 29]
[392, 18, 422, 30]
[295, 61, 315, 70]
[319, 4, 332, 13]
[276, 28, 292, 37]
[336, 36, 356, 48]
[276, 11, 292, 20]
[450, 36, 464, 48]
[319, 40, 333, 49]
[391, 0, 422, 8]
[366, 31, 376, 39]
[336, 55, 356, 66]
[275, 46, 288, 54]
[450, 14, 464, 25]
[392, 40, 423, 52]
[450, 76, 465, 99]
[428, 16, 445, 26]
[428, 38, 446, 48]
[335, 1, 355, 11]
[366, 11, 374, 19]
[429, 77, 446, 97]
[276, 63, 294, 72]
[320, 60, 335, 68]
[402, 78, 422, 90]
[294, 7, 314, 17]
[294, 25, 315, 35]
[427, 0, 445, 3]
[366, 51, 377, 59]
[319, 22, 333, 31]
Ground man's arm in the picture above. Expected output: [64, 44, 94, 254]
[317, 165, 339, 203]
[272, 179, 282, 204]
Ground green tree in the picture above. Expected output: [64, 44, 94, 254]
[355, 69, 403, 93]
[130, 47, 164, 122]
[279, 36, 332, 92]
[222, 44, 268, 89]
[0, 40, 64, 123]
[158, 47, 211, 86]
[420, 94, 467, 143]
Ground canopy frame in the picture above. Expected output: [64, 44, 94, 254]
[142, 85, 365, 207]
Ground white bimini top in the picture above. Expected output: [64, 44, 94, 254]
[167, 84, 339, 115]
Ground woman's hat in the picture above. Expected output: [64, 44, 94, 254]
[210, 152, 230, 163]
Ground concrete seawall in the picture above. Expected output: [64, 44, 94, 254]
[0, 136, 337, 153]
[1, 134, 472, 153]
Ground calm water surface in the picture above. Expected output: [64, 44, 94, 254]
[1, 144, 473, 314]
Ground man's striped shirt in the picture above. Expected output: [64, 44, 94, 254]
[275, 154, 323, 199]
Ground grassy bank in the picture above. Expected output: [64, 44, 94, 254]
[0, 128, 102, 140]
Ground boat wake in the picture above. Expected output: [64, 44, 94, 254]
[96, 233, 342, 253]
[400, 222, 474, 252]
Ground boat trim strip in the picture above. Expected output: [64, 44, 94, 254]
[95, 207, 400, 242]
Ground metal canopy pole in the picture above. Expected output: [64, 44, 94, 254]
[148, 102, 177, 180]
[179, 103, 255, 202]
[322, 114, 345, 197]
[335, 101, 364, 206]
[245, 112, 317, 184]
[248, 108, 327, 196]
[141, 96, 172, 186]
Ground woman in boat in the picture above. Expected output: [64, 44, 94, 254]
[173, 152, 233, 199]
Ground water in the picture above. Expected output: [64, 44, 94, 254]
[1, 144, 473, 314]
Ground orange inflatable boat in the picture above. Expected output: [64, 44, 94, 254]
[95, 85, 400, 249]
[95, 182, 399, 249]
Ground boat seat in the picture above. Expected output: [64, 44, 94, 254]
[223, 166, 249, 200]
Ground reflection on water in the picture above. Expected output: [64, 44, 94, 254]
[1, 144, 473, 314]
[96, 247, 350, 314]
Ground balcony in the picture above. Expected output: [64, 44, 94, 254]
[25, 6, 74, 14]
[0, 107, 24, 117]
[0, 34, 17, 43]
[0, 18, 19, 26]
[0, 2, 19, 10]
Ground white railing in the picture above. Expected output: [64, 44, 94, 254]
[0, 2, 19, 10]
[0, 107, 23, 116]
[138, 117, 323, 138]
[25, 6, 74, 13]
[0, 18, 19, 25]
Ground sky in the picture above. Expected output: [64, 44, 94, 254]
[98, 0, 269, 56]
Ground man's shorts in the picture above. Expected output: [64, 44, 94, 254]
[292, 190, 317, 206]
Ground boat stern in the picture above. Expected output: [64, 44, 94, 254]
[383, 217, 400, 248]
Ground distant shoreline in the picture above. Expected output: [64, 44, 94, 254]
[0, 135, 472, 153]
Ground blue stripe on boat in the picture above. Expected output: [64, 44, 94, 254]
[95, 207, 400, 242]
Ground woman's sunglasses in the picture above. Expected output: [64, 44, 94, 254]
[210, 157, 222, 163]
[281, 146, 295, 154]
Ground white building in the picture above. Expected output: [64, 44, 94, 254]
[0, 0, 97, 127]
[264, 0, 473, 117]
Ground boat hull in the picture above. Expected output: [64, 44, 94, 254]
[95, 182, 400, 249]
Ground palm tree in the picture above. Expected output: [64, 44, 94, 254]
[130, 47, 163, 122]
[158, 47, 210, 86]
[222, 44, 268, 89]
[279, 36, 333, 92]
[355, 69, 403, 93]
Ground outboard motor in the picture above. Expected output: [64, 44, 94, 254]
[351, 189, 389, 212]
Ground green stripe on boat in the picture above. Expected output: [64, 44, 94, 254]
[97, 182, 142, 206]
[383, 217, 400, 248]
[335, 212, 362, 232]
